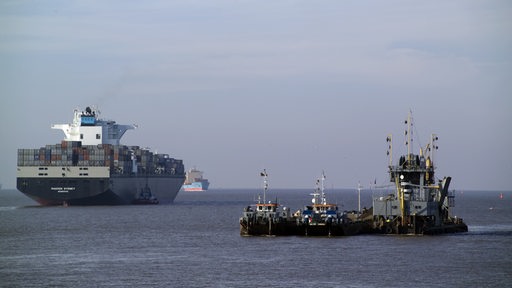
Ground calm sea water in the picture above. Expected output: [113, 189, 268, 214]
[1, 188, 511, 288]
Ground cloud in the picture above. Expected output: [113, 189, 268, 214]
[1, 1, 511, 189]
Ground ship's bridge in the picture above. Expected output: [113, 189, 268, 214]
[51, 106, 136, 146]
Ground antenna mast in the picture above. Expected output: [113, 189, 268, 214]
[430, 133, 438, 171]
[386, 134, 393, 167]
[357, 182, 362, 217]
[321, 171, 326, 205]
[405, 111, 413, 161]
[261, 169, 268, 204]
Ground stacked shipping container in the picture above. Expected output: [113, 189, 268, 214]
[18, 141, 184, 176]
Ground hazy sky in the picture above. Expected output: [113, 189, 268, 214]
[1, 1, 511, 191]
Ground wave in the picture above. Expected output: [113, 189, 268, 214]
[468, 224, 512, 236]
[0, 206, 18, 212]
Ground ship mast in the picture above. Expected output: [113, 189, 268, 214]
[357, 182, 362, 216]
[386, 134, 393, 168]
[260, 169, 268, 204]
[401, 112, 414, 228]
[311, 171, 327, 205]
[320, 171, 326, 205]
[429, 133, 438, 173]
[405, 111, 413, 163]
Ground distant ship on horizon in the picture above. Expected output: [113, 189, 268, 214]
[182, 168, 209, 192]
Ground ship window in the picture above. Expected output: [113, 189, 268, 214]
[80, 134, 84, 139]
[96, 134, 101, 139]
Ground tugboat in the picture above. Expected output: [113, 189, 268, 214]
[132, 184, 159, 205]
[372, 112, 468, 235]
[239, 170, 297, 236]
[298, 172, 368, 236]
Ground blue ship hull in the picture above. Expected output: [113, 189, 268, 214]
[182, 181, 209, 191]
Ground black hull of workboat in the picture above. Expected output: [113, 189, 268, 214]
[240, 220, 372, 237]
[240, 221, 300, 236]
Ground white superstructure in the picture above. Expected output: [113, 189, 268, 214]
[51, 106, 136, 146]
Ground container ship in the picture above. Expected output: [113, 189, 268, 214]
[16, 106, 185, 205]
[182, 168, 209, 191]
